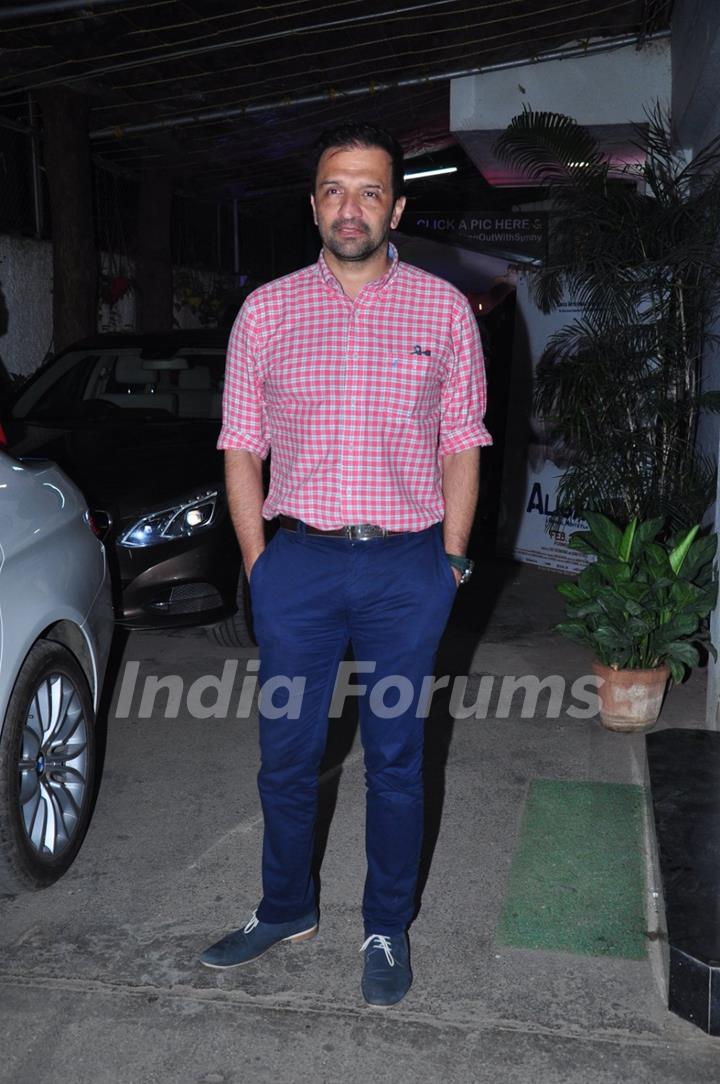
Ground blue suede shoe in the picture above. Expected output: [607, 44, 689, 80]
[360, 932, 412, 1006]
[200, 908, 318, 969]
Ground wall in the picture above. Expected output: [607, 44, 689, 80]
[673, 0, 720, 472]
[672, 0, 720, 725]
[0, 235, 53, 379]
[672, 0, 720, 727]
[450, 37, 671, 185]
[0, 234, 239, 379]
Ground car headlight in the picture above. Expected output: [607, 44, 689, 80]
[119, 489, 220, 548]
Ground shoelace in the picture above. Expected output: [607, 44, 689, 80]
[360, 934, 395, 967]
[243, 910, 259, 934]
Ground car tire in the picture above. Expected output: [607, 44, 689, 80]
[0, 641, 96, 893]
[206, 573, 256, 648]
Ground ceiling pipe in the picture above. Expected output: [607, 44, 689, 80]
[90, 30, 671, 142]
[0, 0, 138, 20]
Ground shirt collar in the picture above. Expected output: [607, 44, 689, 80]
[317, 242, 400, 297]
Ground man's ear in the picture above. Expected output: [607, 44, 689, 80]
[310, 193, 318, 226]
[390, 195, 406, 231]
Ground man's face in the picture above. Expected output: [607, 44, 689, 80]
[311, 144, 406, 263]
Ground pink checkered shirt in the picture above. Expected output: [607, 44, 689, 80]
[218, 244, 492, 531]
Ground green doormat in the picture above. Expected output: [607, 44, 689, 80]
[496, 779, 647, 959]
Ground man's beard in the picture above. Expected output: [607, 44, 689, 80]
[321, 215, 392, 263]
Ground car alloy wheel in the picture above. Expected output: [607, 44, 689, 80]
[0, 641, 96, 893]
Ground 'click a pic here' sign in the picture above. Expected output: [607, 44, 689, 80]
[400, 212, 547, 261]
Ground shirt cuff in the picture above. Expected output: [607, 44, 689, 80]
[216, 425, 270, 457]
[438, 423, 493, 457]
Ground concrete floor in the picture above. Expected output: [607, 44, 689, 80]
[1, 560, 718, 1083]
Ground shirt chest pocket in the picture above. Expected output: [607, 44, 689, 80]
[369, 351, 442, 420]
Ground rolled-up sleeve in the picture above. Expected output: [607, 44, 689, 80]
[438, 299, 493, 457]
[217, 301, 270, 457]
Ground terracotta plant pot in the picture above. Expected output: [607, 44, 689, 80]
[592, 660, 670, 732]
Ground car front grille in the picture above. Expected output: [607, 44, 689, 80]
[148, 582, 223, 615]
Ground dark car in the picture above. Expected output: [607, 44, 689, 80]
[3, 330, 255, 643]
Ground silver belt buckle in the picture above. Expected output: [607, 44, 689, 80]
[345, 523, 387, 541]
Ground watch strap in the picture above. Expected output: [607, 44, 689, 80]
[446, 554, 474, 583]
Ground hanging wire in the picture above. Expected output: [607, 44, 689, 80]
[91, 0, 637, 122]
[122, 0, 376, 37]
[87, 3, 639, 140]
[96, 79, 445, 167]
[0, 0, 654, 206]
[95, 78, 444, 159]
[105, 0, 636, 104]
[0, 0, 176, 34]
[0, 0, 465, 92]
[87, 30, 637, 189]
[90, 0, 582, 109]
[53, 0, 516, 73]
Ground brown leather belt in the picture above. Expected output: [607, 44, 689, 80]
[278, 515, 404, 540]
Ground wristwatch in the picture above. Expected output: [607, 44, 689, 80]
[446, 554, 474, 585]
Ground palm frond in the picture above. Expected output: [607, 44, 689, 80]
[493, 108, 606, 184]
[496, 103, 720, 524]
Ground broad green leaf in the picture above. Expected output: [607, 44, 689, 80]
[557, 582, 587, 602]
[669, 525, 701, 575]
[613, 647, 633, 669]
[578, 563, 604, 591]
[622, 582, 651, 603]
[567, 601, 604, 619]
[669, 580, 701, 607]
[596, 589, 629, 618]
[697, 585, 718, 615]
[555, 621, 591, 646]
[593, 625, 626, 647]
[569, 532, 596, 553]
[680, 533, 718, 581]
[643, 543, 670, 574]
[664, 641, 700, 668]
[603, 560, 632, 586]
[582, 512, 624, 558]
[634, 517, 665, 548]
[655, 614, 700, 640]
[618, 518, 637, 563]
[553, 505, 716, 682]
[667, 658, 685, 684]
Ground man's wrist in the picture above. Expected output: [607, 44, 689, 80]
[244, 547, 265, 577]
[442, 536, 467, 556]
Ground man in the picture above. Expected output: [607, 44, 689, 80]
[201, 121, 491, 1006]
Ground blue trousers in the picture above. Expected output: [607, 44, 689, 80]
[250, 523, 457, 934]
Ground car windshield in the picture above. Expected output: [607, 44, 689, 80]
[12, 347, 226, 423]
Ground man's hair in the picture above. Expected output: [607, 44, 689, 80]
[311, 121, 405, 201]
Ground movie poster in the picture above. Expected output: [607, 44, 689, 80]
[497, 276, 591, 574]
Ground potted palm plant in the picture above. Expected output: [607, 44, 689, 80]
[494, 106, 720, 527]
[556, 513, 717, 731]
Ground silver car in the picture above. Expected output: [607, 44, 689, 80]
[0, 450, 114, 892]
